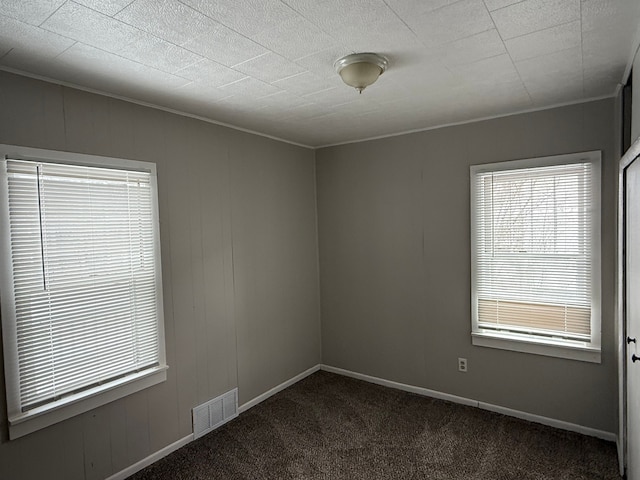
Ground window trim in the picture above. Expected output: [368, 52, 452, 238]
[0, 144, 167, 439]
[470, 151, 602, 363]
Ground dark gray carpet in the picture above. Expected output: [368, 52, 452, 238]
[128, 371, 620, 479]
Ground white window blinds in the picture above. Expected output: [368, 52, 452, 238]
[3, 159, 162, 414]
[471, 158, 598, 343]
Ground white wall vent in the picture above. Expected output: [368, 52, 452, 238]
[192, 388, 238, 440]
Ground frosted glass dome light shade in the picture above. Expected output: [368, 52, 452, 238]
[334, 53, 389, 93]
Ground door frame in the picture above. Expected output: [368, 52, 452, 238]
[618, 137, 640, 477]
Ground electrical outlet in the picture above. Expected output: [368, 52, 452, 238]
[458, 357, 468, 372]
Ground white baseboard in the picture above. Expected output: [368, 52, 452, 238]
[106, 363, 617, 480]
[105, 364, 320, 480]
[238, 364, 320, 414]
[320, 364, 477, 407]
[104, 433, 193, 480]
[320, 364, 617, 442]
[478, 402, 616, 442]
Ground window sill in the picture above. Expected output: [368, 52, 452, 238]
[8, 365, 168, 439]
[472, 331, 601, 363]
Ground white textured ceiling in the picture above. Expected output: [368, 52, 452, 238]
[0, 0, 639, 147]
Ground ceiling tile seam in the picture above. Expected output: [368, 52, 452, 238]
[379, 0, 434, 52]
[441, 26, 499, 48]
[171, 61, 248, 85]
[519, 41, 586, 60]
[503, 18, 580, 42]
[494, 4, 583, 42]
[300, 86, 337, 99]
[238, 56, 336, 87]
[272, 71, 308, 85]
[454, 50, 512, 69]
[231, 52, 271, 69]
[228, 53, 314, 85]
[423, 0, 476, 16]
[268, 69, 316, 86]
[104, 1, 269, 75]
[505, 38, 583, 65]
[379, 2, 503, 56]
[260, 90, 306, 103]
[411, 26, 505, 77]
[172, 0, 340, 82]
[2, 14, 87, 62]
[315, 93, 617, 150]
[176, 61, 250, 88]
[175, 86, 236, 107]
[0, 48, 13, 62]
[53, 40, 79, 60]
[308, 111, 340, 121]
[22, 25, 198, 87]
[278, 0, 369, 56]
[254, 88, 289, 100]
[332, 98, 378, 109]
[512, 43, 585, 70]
[174, 0, 301, 63]
[120, 41, 205, 76]
[35, 5, 206, 76]
[61, 0, 117, 19]
[212, 76, 250, 89]
[111, 0, 136, 18]
[37, 4, 274, 86]
[486, 3, 533, 105]
[229, 52, 277, 72]
[36, 0, 69, 28]
[487, 0, 528, 14]
[271, 72, 335, 95]
[354, 110, 383, 118]
[102, 45, 195, 82]
[0, 66, 315, 149]
[434, 59, 458, 77]
[277, 0, 329, 34]
[2, 2, 631, 146]
[287, 55, 346, 83]
[216, 76, 281, 94]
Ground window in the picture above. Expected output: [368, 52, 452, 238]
[470, 152, 601, 363]
[0, 144, 167, 439]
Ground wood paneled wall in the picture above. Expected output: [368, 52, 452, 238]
[0, 71, 321, 480]
[316, 99, 618, 433]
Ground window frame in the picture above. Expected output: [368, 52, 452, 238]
[0, 144, 167, 439]
[470, 151, 602, 363]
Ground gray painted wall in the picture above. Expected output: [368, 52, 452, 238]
[0, 68, 622, 479]
[316, 99, 618, 433]
[0, 71, 321, 479]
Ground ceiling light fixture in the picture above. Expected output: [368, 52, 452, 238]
[334, 53, 389, 94]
